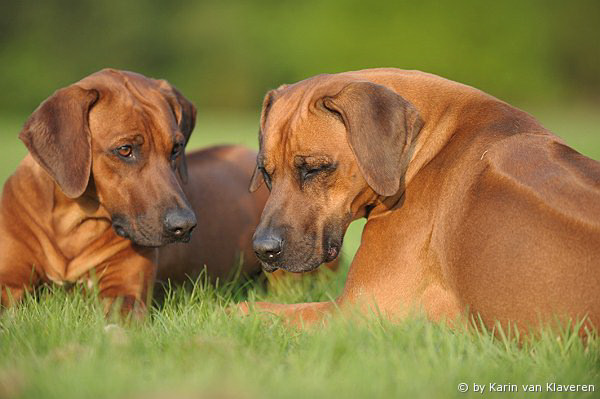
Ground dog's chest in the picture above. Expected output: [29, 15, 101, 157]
[44, 200, 126, 283]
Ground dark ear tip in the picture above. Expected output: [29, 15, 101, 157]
[59, 172, 90, 198]
[62, 186, 87, 199]
[377, 188, 399, 197]
[248, 180, 262, 193]
[370, 179, 400, 197]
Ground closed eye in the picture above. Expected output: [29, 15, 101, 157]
[300, 163, 336, 181]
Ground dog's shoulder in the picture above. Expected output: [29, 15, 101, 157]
[2, 155, 54, 206]
[478, 133, 600, 228]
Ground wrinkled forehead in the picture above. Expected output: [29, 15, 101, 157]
[260, 77, 350, 165]
[79, 70, 179, 143]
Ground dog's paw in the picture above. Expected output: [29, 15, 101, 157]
[226, 301, 252, 317]
[103, 323, 129, 345]
[103, 295, 147, 322]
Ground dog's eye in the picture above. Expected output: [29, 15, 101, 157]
[301, 164, 335, 181]
[303, 168, 320, 178]
[115, 145, 133, 158]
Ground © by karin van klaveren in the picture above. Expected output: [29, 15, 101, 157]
[471, 382, 595, 393]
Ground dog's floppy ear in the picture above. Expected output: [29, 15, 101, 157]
[322, 81, 423, 196]
[19, 85, 99, 199]
[248, 140, 264, 192]
[249, 89, 278, 192]
[159, 81, 197, 184]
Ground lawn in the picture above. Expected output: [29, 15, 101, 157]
[0, 106, 599, 399]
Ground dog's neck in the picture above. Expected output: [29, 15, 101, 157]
[50, 179, 112, 238]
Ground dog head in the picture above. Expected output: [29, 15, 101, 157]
[19, 68, 197, 247]
[250, 74, 423, 272]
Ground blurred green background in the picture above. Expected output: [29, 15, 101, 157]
[1, 0, 599, 185]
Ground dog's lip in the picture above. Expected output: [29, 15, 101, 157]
[260, 261, 279, 273]
[174, 231, 193, 243]
[112, 223, 166, 247]
[324, 244, 340, 263]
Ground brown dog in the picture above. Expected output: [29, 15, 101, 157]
[243, 68, 600, 332]
[0, 69, 267, 313]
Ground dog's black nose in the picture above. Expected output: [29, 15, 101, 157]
[254, 234, 283, 263]
[164, 208, 197, 240]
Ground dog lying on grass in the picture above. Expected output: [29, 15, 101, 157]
[240, 68, 600, 333]
[0, 69, 268, 314]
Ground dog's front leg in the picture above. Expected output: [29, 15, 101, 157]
[95, 247, 158, 318]
[236, 301, 336, 328]
[0, 260, 39, 308]
[0, 225, 42, 307]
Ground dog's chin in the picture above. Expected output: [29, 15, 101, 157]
[130, 232, 193, 248]
[259, 261, 280, 273]
[112, 217, 194, 247]
[122, 232, 164, 248]
[111, 225, 176, 248]
[260, 240, 342, 273]
[261, 254, 328, 274]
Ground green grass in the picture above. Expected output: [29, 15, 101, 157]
[1, 107, 599, 399]
[1, 280, 599, 399]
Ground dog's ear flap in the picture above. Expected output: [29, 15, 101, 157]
[249, 130, 266, 192]
[249, 89, 278, 193]
[19, 85, 98, 199]
[249, 161, 263, 193]
[159, 81, 197, 184]
[322, 81, 423, 196]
